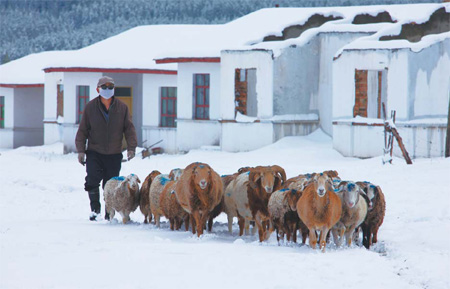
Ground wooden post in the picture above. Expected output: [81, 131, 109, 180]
[389, 125, 413, 164]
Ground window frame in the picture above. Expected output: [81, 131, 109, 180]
[76, 85, 90, 124]
[160, 87, 177, 128]
[193, 74, 210, 120]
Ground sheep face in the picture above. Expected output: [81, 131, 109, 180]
[192, 165, 211, 191]
[314, 174, 333, 198]
[127, 174, 141, 191]
[249, 167, 285, 194]
[341, 182, 361, 208]
[363, 184, 379, 210]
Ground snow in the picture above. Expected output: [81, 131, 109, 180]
[1, 131, 449, 289]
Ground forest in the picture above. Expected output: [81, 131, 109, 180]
[0, 0, 441, 64]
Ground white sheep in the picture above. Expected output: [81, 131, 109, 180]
[331, 181, 368, 247]
[104, 174, 141, 224]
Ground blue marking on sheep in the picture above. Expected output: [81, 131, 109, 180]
[199, 165, 205, 168]
[226, 193, 231, 197]
[347, 183, 355, 191]
[159, 177, 169, 185]
[280, 188, 289, 192]
[245, 171, 250, 175]
[112, 176, 125, 181]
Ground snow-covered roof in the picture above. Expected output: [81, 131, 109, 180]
[0, 50, 73, 86]
[1, 3, 447, 85]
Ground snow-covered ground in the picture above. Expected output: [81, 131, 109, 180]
[0, 130, 449, 289]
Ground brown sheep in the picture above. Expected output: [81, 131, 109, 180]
[175, 162, 223, 237]
[297, 173, 342, 252]
[248, 165, 286, 242]
[149, 173, 171, 227]
[357, 182, 386, 249]
[268, 188, 304, 243]
[160, 179, 189, 231]
[221, 167, 252, 234]
[139, 170, 161, 224]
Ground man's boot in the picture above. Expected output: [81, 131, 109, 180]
[88, 188, 101, 221]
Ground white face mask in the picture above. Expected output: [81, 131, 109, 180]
[99, 88, 114, 99]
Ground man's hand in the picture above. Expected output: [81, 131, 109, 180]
[127, 150, 135, 161]
[78, 153, 86, 166]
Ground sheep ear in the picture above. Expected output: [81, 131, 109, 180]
[271, 165, 286, 182]
[137, 177, 141, 183]
[248, 170, 261, 189]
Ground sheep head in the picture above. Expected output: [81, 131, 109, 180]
[169, 168, 183, 181]
[248, 165, 286, 194]
[149, 170, 161, 181]
[337, 181, 362, 208]
[361, 183, 380, 210]
[284, 189, 301, 211]
[311, 173, 333, 198]
[191, 163, 212, 191]
[126, 174, 141, 192]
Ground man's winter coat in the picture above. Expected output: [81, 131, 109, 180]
[75, 96, 137, 155]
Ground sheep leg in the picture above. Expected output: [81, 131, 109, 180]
[143, 215, 148, 224]
[192, 211, 203, 237]
[372, 226, 379, 244]
[123, 214, 130, 224]
[155, 214, 161, 228]
[244, 219, 250, 236]
[190, 215, 196, 234]
[361, 223, 370, 249]
[227, 214, 234, 234]
[319, 228, 330, 252]
[184, 215, 190, 232]
[169, 218, 174, 230]
[308, 228, 317, 249]
[292, 223, 298, 243]
[237, 217, 245, 236]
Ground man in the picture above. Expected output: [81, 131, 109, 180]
[75, 76, 137, 221]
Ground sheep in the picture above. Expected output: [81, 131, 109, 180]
[268, 188, 304, 244]
[174, 162, 223, 237]
[356, 181, 386, 249]
[297, 173, 342, 252]
[222, 167, 252, 234]
[139, 170, 161, 224]
[159, 177, 189, 231]
[149, 173, 171, 227]
[331, 181, 368, 247]
[104, 174, 141, 224]
[225, 165, 286, 242]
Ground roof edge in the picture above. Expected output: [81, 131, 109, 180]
[155, 57, 221, 64]
[43, 67, 177, 75]
[0, 83, 44, 88]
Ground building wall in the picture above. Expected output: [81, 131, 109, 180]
[220, 50, 274, 120]
[221, 121, 273, 152]
[13, 87, 44, 147]
[273, 38, 320, 117]
[408, 39, 450, 119]
[61, 71, 102, 153]
[142, 73, 178, 153]
[0, 87, 14, 148]
[176, 62, 222, 151]
[44, 71, 64, 145]
[332, 43, 449, 158]
[318, 32, 372, 135]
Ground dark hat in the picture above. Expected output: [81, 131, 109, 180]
[97, 76, 115, 87]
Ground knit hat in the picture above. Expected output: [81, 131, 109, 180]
[97, 76, 115, 87]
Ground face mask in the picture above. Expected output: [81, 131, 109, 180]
[99, 88, 114, 99]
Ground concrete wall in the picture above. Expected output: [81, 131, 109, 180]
[408, 39, 450, 119]
[273, 38, 320, 117]
[13, 87, 44, 147]
[177, 119, 220, 152]
[142, 73, 178, 153]
[221, 121, 273, 152]
[0, 87, 14, 148]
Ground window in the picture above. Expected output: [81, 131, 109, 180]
[0, 96, 4, 128]
[160, 87, 177, 127]
[193, 74, 210, 120]
[57, 84, 64, 117]
[77, 86, 89, 124]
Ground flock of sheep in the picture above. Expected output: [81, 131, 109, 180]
[103, 162, 386, 252]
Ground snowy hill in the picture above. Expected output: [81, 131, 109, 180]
[0, 130, 449, 289]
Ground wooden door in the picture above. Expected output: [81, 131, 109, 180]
[114, 87, 132, 151]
